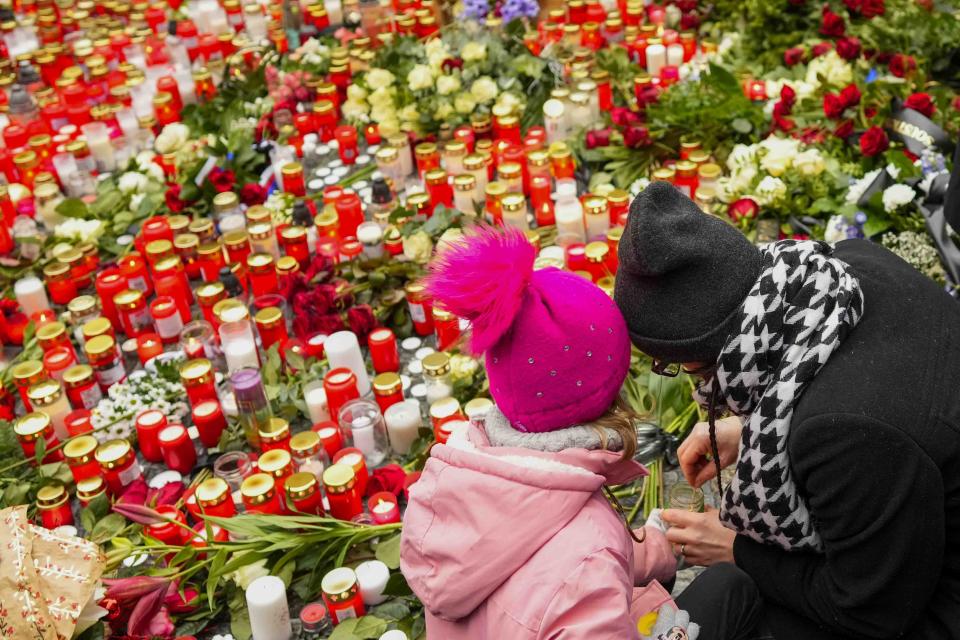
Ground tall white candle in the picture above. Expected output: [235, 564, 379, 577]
[666, 43, 684, 67]
[554, 184, 586, 242]
[543, 99, 567, 145]
[384, 400, 421, 455]
[325, 331, 371, 396]
[349, 414, 378, 458]
[224, 339, 260, 373]
[646, 43, 667, 77]
[585, 210, 610, 241]
[355, 561, 390, 606]
[15, 275, 50, 316]
[303, 381, 329, 424]
[246, 576, 292, 640]
[82, 122, 116, 172]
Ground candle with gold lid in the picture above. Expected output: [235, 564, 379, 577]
[584, 195, 610, 240]
[95, 438, 142, 495]
[43, 262, 76, 305]
[259, 421, 293, 458]
[241, 472, 283, 514]
[198, 239, 226, 282]
[28, 379, 71, 440]
[145, 238, 174, 267]
[85, 334, 125, 391]
[81, 317, 114, 343]
[195, 477, 237, 518]
[249, 221, 280, 258]
[322, 463, 362, 520]
[63, 363, 102, 410]
[67, 295, 100, 343]
[12, 360, 46, 410]
[14, 412, 62, 463]
[321, 567, 366, 625]
[500, 193, 529, 231]
[651, 166, 676, 184]
[285, 471, 325, 516]
[254, 306, 288, 350]
[36, 483, 73, 529]
[113, 288, 152, 337]
[224, 230, 252, 266]
[36, 321, 74, 356]
[63, 434, 100, 482]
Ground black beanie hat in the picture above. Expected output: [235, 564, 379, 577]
[613, 181, 762, 363]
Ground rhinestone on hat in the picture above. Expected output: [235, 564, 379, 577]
[550, 370, 557, 376]
[586, 351, 592, 357]
[576, 380, 583, 386]
[528, 357, 535, 364]
[563, 345, 570, 351]
[536, 392, 543, 397]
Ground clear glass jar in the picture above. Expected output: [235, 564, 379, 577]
[338, 398, 389, 466]
[214, 450, 255, 492]
[421, 352, 452, 403]
[669, 482, 705, 512]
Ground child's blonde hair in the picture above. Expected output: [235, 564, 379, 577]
[592, 396, 639, 460]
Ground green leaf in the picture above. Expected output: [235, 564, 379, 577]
[369, 600, 410, 621]
[375, 534, 401, 569]
[863, 215, 894, 238]
[56, 198, 91, 218]
[382, 572, 412, 597]
[90, 513, 127, 544]
[329, 615, 388, 640]
[731, 118, 753, 134]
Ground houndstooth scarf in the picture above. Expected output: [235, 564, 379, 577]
[696, 240, 864, 552]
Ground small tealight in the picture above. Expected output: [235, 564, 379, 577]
[400, 337, 422, 352]
[149, 470, 183, 489]
[299, 601, 332, 635]
[400, 375, 411, 391]
[410, 383, 427, 399]
[407, 360, 423, 376]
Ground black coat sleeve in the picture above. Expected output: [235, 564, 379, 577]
[732, 413, 945, 639]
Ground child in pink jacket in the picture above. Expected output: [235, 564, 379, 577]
[400, 226, 686, 639]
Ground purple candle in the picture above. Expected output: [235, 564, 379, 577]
[230, 366, 272, 448]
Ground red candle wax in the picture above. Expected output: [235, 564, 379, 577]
[367, 328, 399, 373]
[135, 409, 167, 463]
[159, 424, 197, 474]
[192, 400, 227, 449]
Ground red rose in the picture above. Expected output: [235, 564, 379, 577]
[679, 11, 701, 30]
[864, 105, 878, 118]
[823, 93, 845, 119]
[165, 184, 186, 213]
[859, 125, 889, 157]
[784, 46, 805, 66]
[780, 85, 797, 108]
[611, 106, 640, 127]
[294, 312, 345, 340]
[346, 304, 377, 341]
[811, 41, 833, 57]
[820, 7, 846, 37]
[799, 126, 826, 145]
[365, 464, 408, 497]
[904, 92, 936, 117]
[860, 0, 884, 17]
[293, 284, 337, 319]
[635, 85, 660, 108]
[441, 58, 464, 72]
[585, 128, 612, 149]
[623, 125, 652, 149]
[788, 0, 806, 5]
[675, 0, 697, 11]
[208, 168, 236, 193]
[889, 53, 916, 78]
[773, 100, 796, 130]
[952, 95, 960, 111]
[239, 183, 268, 206]
[839, 84, 861, 108]
[835, 36, 861, 60]
[728, 198, 759, 222]
[843, 0, 862, 11]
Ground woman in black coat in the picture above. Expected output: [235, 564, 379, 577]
[615, 182, 960, 640]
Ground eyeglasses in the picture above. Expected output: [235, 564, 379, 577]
[651, 360, 717, 378]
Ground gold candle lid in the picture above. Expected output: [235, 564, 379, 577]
[196, 281, 226, 305]
[258, 420, 291, 448]
[179, 358, 213, 384]
[247, 253, 275, 273]
[584, 196, 608, 216]
[254, 306, 283, 328]
[63, 364, 95, 387]
[113, 289, 144, 310]
[585, 241, 610, 263]
[464, 397, 493, 419]
[77, 475, 106, 500]
[607, 227, 624, 243]
[240, 472, 276, 505]
[213, 191, 239, 213]
[373, 372, 401, 395]
[68, 294, 98, 315]
[12, 359, 45, 384]
[453, 174, 476, 191]
[64, 434, 98, 462]
[28, 379, 63, 406]
[43, 261, 70, 279]
[247, 221, 273, 241]
[84, 334, 116, 358]
[37, 483, 68, 508]
[322, 463, 355, 492]
[276, 256, 299, 276]
[82, 318, 113, 341]
[213, 298, 248, 323]
[285, 471, 318, 501]
[290, 430, 321, 457]
[14, 412, 51, 441]
[422, 352, 451, 377]
[95, 438, 133, 468]
[196, 477, 230, 507]
[500, 193, 525, 213]
[652, 167, 676, 181]
[430, 396, 460, 420]
[698, 162, 721, 179]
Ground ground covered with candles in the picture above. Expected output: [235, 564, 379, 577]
[0, 0, 958, 638]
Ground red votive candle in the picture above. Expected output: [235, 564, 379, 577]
[313, 421, 344, 459]
[43, 346, 76, 381]
[95, 268, 127, 330]
[254, 306, 288, 350]
[367, 328, 399, 373]
[135, 409, 167, 463]
[179, 359, 218, 408]
[368, 492, 400, 524]
[372, 373, 403, 415]
[36, 484, 74, 529]
[324, 368, 360, 424]
[145, 505, 190, 546]
[192, 400, 227, 449]
[305, 332, 327, 359]
[241, 473, 284, 515]
[333, 125, 358, 165]
[285, 471, 325, 515]
[64, 409, 93, 436]
[119, 253, 152, 296]
[137, 333, 164, 365]
[333, 448, 368, 497]
[95, 439, 143, 496]
[321, 568, 366, 625]
[323, 463, 363, 521]
[63, 434, 100, 482]
[195, 477, 237, 518]
[159, 424, 197, 474]
[14, 412, 62, 464]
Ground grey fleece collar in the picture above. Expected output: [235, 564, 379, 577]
[482, 406, 624, 453]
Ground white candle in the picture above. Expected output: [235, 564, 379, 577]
[357, 222, 384, 259]
[325, 0, 343, 25]
[543, 99, 567, 145]
[554, 184, 586, 243]
[224, 339, 260, 373]
[384, 400, 421, 455]
[666, 43, 685, 67]
[349, 414, 378, 458]
[81, 122, 115, 172]
[585, 210, 610, 241]
[303, 381, 329, 424]
[355, 561, 390, 606]
[646, 43, 667, 77]
[325, 331, 371, 396]
[380, 632, 409, 640]
[246, 576, 292, 640]
[15, 275, 50, 316]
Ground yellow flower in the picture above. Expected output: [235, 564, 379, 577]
[470, 76, 499, 103]
[436, 74, 461, 96]
[454, 92, 477, 114]
[407, 64, 434, 92]
[366, 68, 396, 90]
[461, 42, 487, 62]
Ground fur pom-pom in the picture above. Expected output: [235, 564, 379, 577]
[425, 225, 535, 354]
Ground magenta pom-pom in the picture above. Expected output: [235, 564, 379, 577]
[425, 225, 535, 355]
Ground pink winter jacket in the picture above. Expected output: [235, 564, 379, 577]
[400, 425, 677, 639]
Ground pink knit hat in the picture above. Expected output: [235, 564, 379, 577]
[426, 226, 631, 433]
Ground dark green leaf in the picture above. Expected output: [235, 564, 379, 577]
[731, 118, 753, 134]
[56, 198, 91, 218]
[90, 513, 127, 544]
[369, 600, 410, 621]
[382, 572, 412, 597]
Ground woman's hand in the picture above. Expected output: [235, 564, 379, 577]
[662, 508, 736, 567]
[677, 416, 742, 488]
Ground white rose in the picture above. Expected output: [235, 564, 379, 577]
[341, 99, 370, 121]
[231, 559, 270, 590]
[154, 123, 190, 154]
[144, 162, 165, 183]
[436, 74, 461, 96]
[346, 84, 368, 102]
[726, 144, 758, 170]
[729, 165, 758, 193]
[378, 119, 400, 138]
[845, 168, 881, 204]
[470, 76, 498, 103]
[407, 64, 434, 92]
[461, 42, 487, 62]
[759, 137, 799, 177]
[118, 172, 148, 194]
[754, 176, 787, 205]
[434, 101, 454, 120]
[882, 184, 916, 213]
[794, 148, 825, 176]
[399, 104, 420, 123]
[367, 86, 394, 108]
[805, 50, 852, 88]
[454, 92, 476, 114]
[494, 92, 521, 112]
[130, 193, 145, 211]
[366, 68, 395, 90]
[135, 150, 156, 171]
[370, 103, 396, 126]
[403, 230, 434, 263]
[425, 39, 451, 70]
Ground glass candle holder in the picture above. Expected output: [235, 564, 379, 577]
[220, 319, 260, 373]
[338, 399, 388, 466]
[214, 450, 255, 492]
[180, 320, 216, 360]
[669, 481, 705, 513]
[230, 367, 273, 449]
